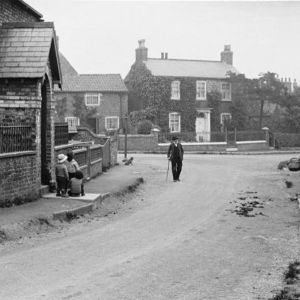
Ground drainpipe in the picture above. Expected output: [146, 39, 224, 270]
[119, 94, 127, 158]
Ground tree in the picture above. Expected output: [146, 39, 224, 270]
[255, 72, 287, 129]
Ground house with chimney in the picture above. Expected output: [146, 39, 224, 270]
[125, 40, 239, 141]
[54, 54, 128, 134]
[0, 0, 62, 205]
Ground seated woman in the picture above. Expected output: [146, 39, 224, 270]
[68, 170, 85, 197]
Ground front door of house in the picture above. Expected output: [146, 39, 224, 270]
[195, 111, 210, 142]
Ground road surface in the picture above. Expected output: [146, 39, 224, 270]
[0, 154, 299, 300]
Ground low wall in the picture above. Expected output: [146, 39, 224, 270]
[118, 132, 159, 152]
[71, 127, 117, 167]
[118, 133, 269, 153]
[236, 141, 269, 151]
[54, 143, 102, 180]
[158, 142, 227, 153]
[0, 151, 40, 206]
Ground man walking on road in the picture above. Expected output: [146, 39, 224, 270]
[167, 136, 184, 182]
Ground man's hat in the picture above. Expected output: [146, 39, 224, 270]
[172, 136, 178, 141]
[57, 153, 67, 163]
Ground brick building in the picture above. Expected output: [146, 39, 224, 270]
[55, 54, 128, 134]
[125, 40, 239, 142]
[0, 1, 61, 205]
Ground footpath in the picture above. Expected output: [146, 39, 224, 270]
[0, 164, 144, 234]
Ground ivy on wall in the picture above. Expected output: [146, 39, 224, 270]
[207, 91, 222, 131]
[126, 64, 198, 133]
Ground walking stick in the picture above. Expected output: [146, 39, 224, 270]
[166, 159, 170, 182]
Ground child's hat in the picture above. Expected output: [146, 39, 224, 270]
[57, 154, 67, 163]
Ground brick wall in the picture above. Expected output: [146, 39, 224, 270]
[0, 78, 38, 97]
[0, 152, 40, 205]
[118, 131, 159, 152]
[55, 92, 128, 133]
[0, 0, 41, 25]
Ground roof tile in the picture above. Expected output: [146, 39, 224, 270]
[61, 74, 128, 93]
[0, 25, 55, 78]
[144, 58, 238, 79]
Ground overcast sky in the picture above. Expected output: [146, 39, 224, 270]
[26, 0, 300, 83]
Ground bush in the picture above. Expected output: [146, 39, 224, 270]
[137, 120, 153, 134]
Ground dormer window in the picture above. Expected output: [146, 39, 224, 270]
[196, 81, 206, 100]
[221, 82, 231, 101]
[171, 81, 180, 100]
[85, 93, 102, 106]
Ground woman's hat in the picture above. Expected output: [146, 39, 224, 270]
[57, 154, 67, 163]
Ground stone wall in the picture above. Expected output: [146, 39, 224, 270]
[0, 0, 41, 25]
[0, 151, 40, 206]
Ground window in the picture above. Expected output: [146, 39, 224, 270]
[220, 113, 232, 131]
[221, 82, 231, 101]
[171, 81, 180, 100]
[85, 93, 101, 106]
[105, 116, 119, 130]
[196, 81, 206, 100]
[65, 117, 80, 132]
[169, 112, 181, 133]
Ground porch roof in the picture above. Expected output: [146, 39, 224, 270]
[0, 22, 61, 83]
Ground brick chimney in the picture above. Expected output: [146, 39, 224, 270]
[221, 45, 233, 65]
[135, 39, 148, 63]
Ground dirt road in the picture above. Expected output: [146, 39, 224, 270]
[0, 154, 299, 300]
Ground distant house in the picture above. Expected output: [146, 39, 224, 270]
[125, 40, 239, 141]
[0, 0, 62, 205]
[55, 54, 128, 134]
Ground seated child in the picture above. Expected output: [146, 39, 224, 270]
[68, 170, 85, 197]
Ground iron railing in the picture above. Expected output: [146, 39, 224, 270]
[54, 123, 69, 146]
[0, 123, 33, 153]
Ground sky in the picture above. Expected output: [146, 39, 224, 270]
[25, 0, 300, 83]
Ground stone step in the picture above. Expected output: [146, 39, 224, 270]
[42, 192, 106, 204]
[40, 185, 50, 196]
[226, 148, 238, 152]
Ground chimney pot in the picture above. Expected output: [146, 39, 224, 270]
[165, 52, 168, 59]
[221, 44, 233, 65]
[135, 39, 148, 63]
[161, 52, 164, 59]
[138, 39, 145, 48]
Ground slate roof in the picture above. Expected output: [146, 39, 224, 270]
[59, 52, 78, 76]
[61, 74, 128, 93]
[16, 0, 43, 19]
[144, 58, 238, 79]
[0, 22, 61, 82]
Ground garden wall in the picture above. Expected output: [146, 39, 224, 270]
[0, 151, 40, 206]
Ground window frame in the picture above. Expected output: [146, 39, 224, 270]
[171, 80, 180, 100]
[220, 82, 231, 101]
[169, 112, 181, 133]
[196, 80, 207, 100]
[220, 112, 232, 125]
[65, 116, 80, 126]
[105, 116, 119, 130]
[84, 93, 102, 106]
